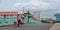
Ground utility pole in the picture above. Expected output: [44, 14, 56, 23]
[23, 7, 24, 12]
[22, 7, 25, 23]
[38, 11, 40, 19]
[27, 11, 29, 23]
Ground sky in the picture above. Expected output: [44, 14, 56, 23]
[0, 0, 60, 19]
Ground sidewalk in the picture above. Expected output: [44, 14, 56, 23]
[0, 23, 13, 26]
[0, 22, 29, 26]
[0, 23, 33, 26]
[49, 23, 60, 30]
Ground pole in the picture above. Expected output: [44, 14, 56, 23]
[27, 11, 29, 23]
[22, 7, 25, 23]
[38, 11, 40, 19]
[23, 7, 24, 12]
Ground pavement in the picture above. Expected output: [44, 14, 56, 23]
[49, 23, 60, 30]
[0, 23, 53, 30]
[0, 23, 13, 26]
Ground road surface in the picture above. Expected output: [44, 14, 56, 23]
[0, 23, 53, 30]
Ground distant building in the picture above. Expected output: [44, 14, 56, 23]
[0, 11, 18, 24]
[54, 13, 60, 21]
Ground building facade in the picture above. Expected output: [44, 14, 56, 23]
[54, 13, 60, 21]
[0, 12, 18, 24]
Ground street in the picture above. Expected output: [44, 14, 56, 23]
[0, 23, 53, 30]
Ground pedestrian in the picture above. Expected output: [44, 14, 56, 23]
[14, 16, 17, 27]
[17, 19, 22, 27]
[13, 20, 17, 27]
[14, 21, 17, 25]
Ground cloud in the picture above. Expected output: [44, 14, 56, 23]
[14, 0, 52, 10]
[54, 10, 60, 13]
[14, 0, 60, 18]
[14, 0, 60, 11]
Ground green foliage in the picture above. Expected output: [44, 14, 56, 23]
[44, 20, 50, 23]
[41, 20, 50, 23]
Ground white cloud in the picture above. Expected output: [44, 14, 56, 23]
[54, 10, 60, 13]
[14, 0, 60, 18]
[14, 0, 52, 10]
